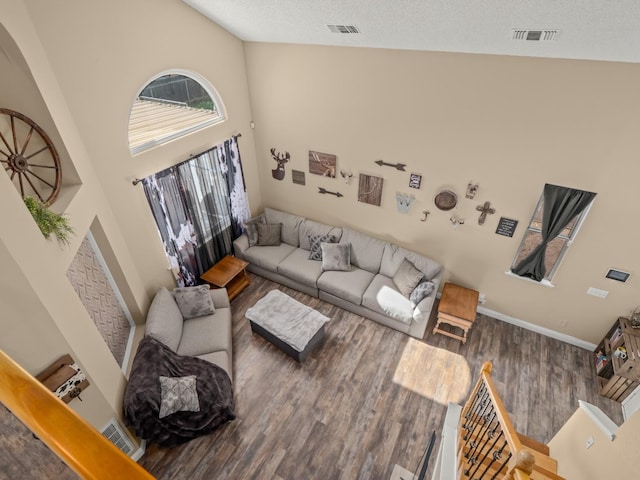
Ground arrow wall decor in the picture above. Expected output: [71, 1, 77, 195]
[318, 187, 343, 198]
[375, 159, 407, 171]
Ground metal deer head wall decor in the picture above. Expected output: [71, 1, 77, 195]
[270, 148, 290, 181]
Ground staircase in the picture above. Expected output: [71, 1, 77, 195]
[441, 361, 565, 480]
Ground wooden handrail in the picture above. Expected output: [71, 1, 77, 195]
[458, 361, 564, 480]
[0, 349, 154, 480]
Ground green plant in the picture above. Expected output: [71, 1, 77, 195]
[23, 196, 75, 245]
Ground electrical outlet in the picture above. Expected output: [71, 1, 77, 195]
[478, 293, 486, 304]
[586, 436, 594, 449]
[560, 320, 568, 328]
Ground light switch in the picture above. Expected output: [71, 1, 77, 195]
[587, 287, 608, 298]
[586, 436, 594, 449]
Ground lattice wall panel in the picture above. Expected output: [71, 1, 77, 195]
[66, 237, 131, 367]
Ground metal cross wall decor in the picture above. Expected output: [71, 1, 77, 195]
[476, 201, 496, 225]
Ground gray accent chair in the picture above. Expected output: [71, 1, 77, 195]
[144, 286, 233, 380]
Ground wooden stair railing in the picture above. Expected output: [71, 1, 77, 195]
[0, 349, 154, 480]
[457, 362, 565, 480]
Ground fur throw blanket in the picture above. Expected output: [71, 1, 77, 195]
[124, 336, 235, 447]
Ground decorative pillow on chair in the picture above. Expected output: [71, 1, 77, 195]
[321, 242, 351, 271]
[393, 258, 424, 297]
[308, 234, 335, 261]
[158, 375, 200, 419]
[173, 285, 215, 320]
[256, 223, 282, 246]
[410, 280, 436, 307]
[242, 214, 266, 247]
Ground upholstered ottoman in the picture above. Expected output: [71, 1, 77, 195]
[245, 289, 330, 361]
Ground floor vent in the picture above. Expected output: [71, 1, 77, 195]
[512, 29, 559, 41]
[101, 418, 134, 456]
[327, 24, 360, 34]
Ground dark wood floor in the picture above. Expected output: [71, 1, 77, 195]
[139, 273, 623, 479]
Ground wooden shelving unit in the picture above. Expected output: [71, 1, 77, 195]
[594, 317, 640, 402]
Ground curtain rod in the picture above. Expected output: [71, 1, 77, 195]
[132, 133, 242, 185]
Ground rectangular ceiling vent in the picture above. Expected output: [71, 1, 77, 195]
[101, 418, 135, 456]
[327, 24, 360, 34]
[512, 29, 559, 41]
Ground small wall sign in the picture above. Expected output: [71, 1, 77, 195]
[495, 217, 518, 237]
[409, 173, 422, 189]
[292, 170, 305, 185]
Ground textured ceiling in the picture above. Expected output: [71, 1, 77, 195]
[183, 0, 640, 63]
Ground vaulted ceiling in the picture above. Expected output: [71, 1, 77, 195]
[184, 0, 640, 63]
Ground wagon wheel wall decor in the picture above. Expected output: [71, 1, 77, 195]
[0, 108, 62, 205]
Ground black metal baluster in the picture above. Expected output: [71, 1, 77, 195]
[465, 410, 497, 475]
[463, 389, 491, 448]
[490, 451, 512, 480]
[470, 431, 505, 480]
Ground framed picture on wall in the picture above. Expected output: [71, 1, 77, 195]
[308, 151, 337, 178]
[409, 173, 422, 189]
[358, 174, 384, 206]
[292, 170, 305, 185]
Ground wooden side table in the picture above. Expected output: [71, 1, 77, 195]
[433, 282, 479, 344]
[200, 255, 250, 301]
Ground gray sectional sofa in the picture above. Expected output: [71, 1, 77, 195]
[233, 208, 443, 339]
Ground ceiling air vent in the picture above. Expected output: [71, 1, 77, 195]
[327, 24, 360, 34]
[512, 29, 559, 41]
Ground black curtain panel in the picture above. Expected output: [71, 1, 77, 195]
[511, 184, 596, 281]
[142, 137, 250, 286]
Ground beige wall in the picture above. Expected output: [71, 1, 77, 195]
[0, 0, 260, 440]
[549, 407, 640, 477]
[244, 42, 640, 344]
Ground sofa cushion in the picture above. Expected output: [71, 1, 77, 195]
[257, 223, 282, 246]
[145, 287, 183, 352]
[380, 243, 442, 280]
[363, 275, 414, 324]
[177, 307, 232, 357]
[308, 234, 335, 261]
[392, 259, 424, 297]
[317, 268, 375, 305]
[158, 375, 200, 419]
[340, 227, 387, 274]
[299, 219, 343, 250]
[242, 214, 266, 247]
[256, 223, 281, 246]
[197, 351, 231, 380]
[321, 242, 351, 271]
[264, 208, 304, 247]
[277, 248, 324, 289]
[172, 285, 215, 319]
[410, 280, 435, 307]
[243, 243, 296, 271]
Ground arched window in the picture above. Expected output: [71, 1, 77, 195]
[128, 70, 226, 155]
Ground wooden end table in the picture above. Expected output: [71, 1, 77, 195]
[200, 255, 250, 301]
[433, 282, 479, 344]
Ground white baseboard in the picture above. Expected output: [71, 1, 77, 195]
[130, 439, 146, 462]
[477, 306, 597, 351]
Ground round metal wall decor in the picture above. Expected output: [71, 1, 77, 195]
[0, 108, 61, 205]
[434, 189, 458, 211]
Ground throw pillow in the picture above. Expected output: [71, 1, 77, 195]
[308, 234, 335, 261]
[321, 242, 351, 271]
[410, 280, 436, 307]
[393, 258, 424, 297]
[158, 375, 200, 419]
[242, 214, 266, 247]
[256, 223, 282, 246]
[173, 285, 215, 320]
